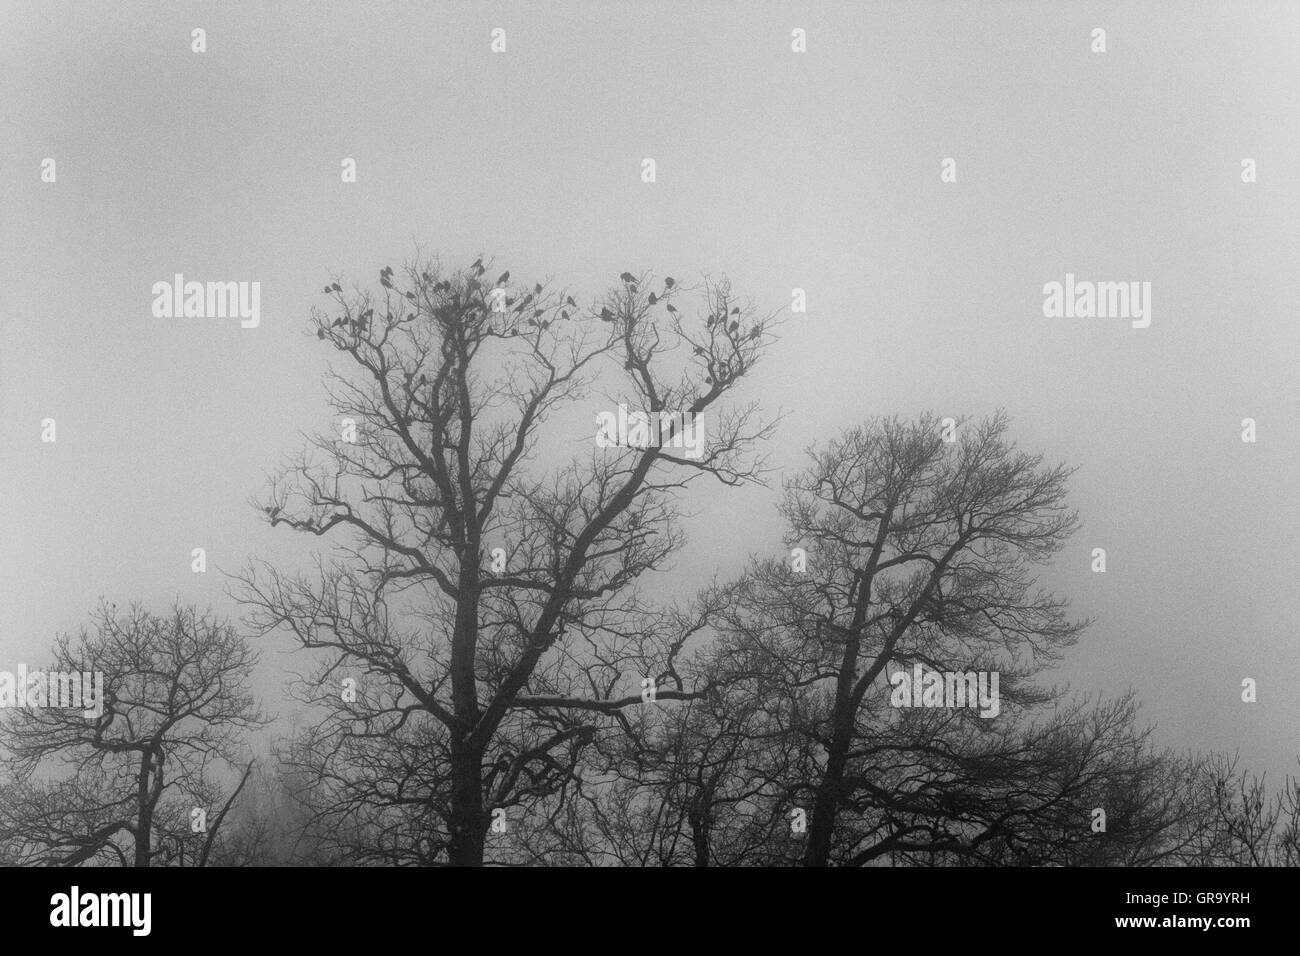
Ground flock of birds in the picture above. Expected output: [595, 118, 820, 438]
[313, 261, 757, 350]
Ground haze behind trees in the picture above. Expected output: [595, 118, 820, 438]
[5, 256, 1296, 867]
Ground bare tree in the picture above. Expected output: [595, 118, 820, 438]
[691, 412, 1089, 865]
[237, 256, 777, 865]
[1170, 752, 1300, 866]
[0, 602, 264, 866]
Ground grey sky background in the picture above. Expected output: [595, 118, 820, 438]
[3, 1, 1299, 781]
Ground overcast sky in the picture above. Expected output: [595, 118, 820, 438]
[3, 0, 1299, 781]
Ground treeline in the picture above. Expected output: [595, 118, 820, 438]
[2, 258, 1291, 866]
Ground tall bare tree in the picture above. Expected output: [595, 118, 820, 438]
[694, 412, 1088, 865]
[238, 256, 777, 865]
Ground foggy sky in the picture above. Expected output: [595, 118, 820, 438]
[3, 1, 1298, 781]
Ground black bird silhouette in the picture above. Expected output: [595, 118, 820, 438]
[331, 283, 342, 292]
[664, 277, 675, 289]
[600, 307, 614, 321]
[566, 296, 577, 307]
[534, 282, 543, 294]
[317, 329, 326, 339]
[620, 271, 635, 283]
[648, 293, 658, 305]
[729, 321, 739, 332]
[666, 303, 677, 314]
[322, 286, 332, 294]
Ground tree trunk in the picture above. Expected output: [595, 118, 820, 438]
[447, 739, 485, 866]
[134, 753, 155, 867]
[447, 540, 485, 866]
[803, 747, 847, 866]
[805, 621, 861, 866]
[689, 797, 711, 867]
